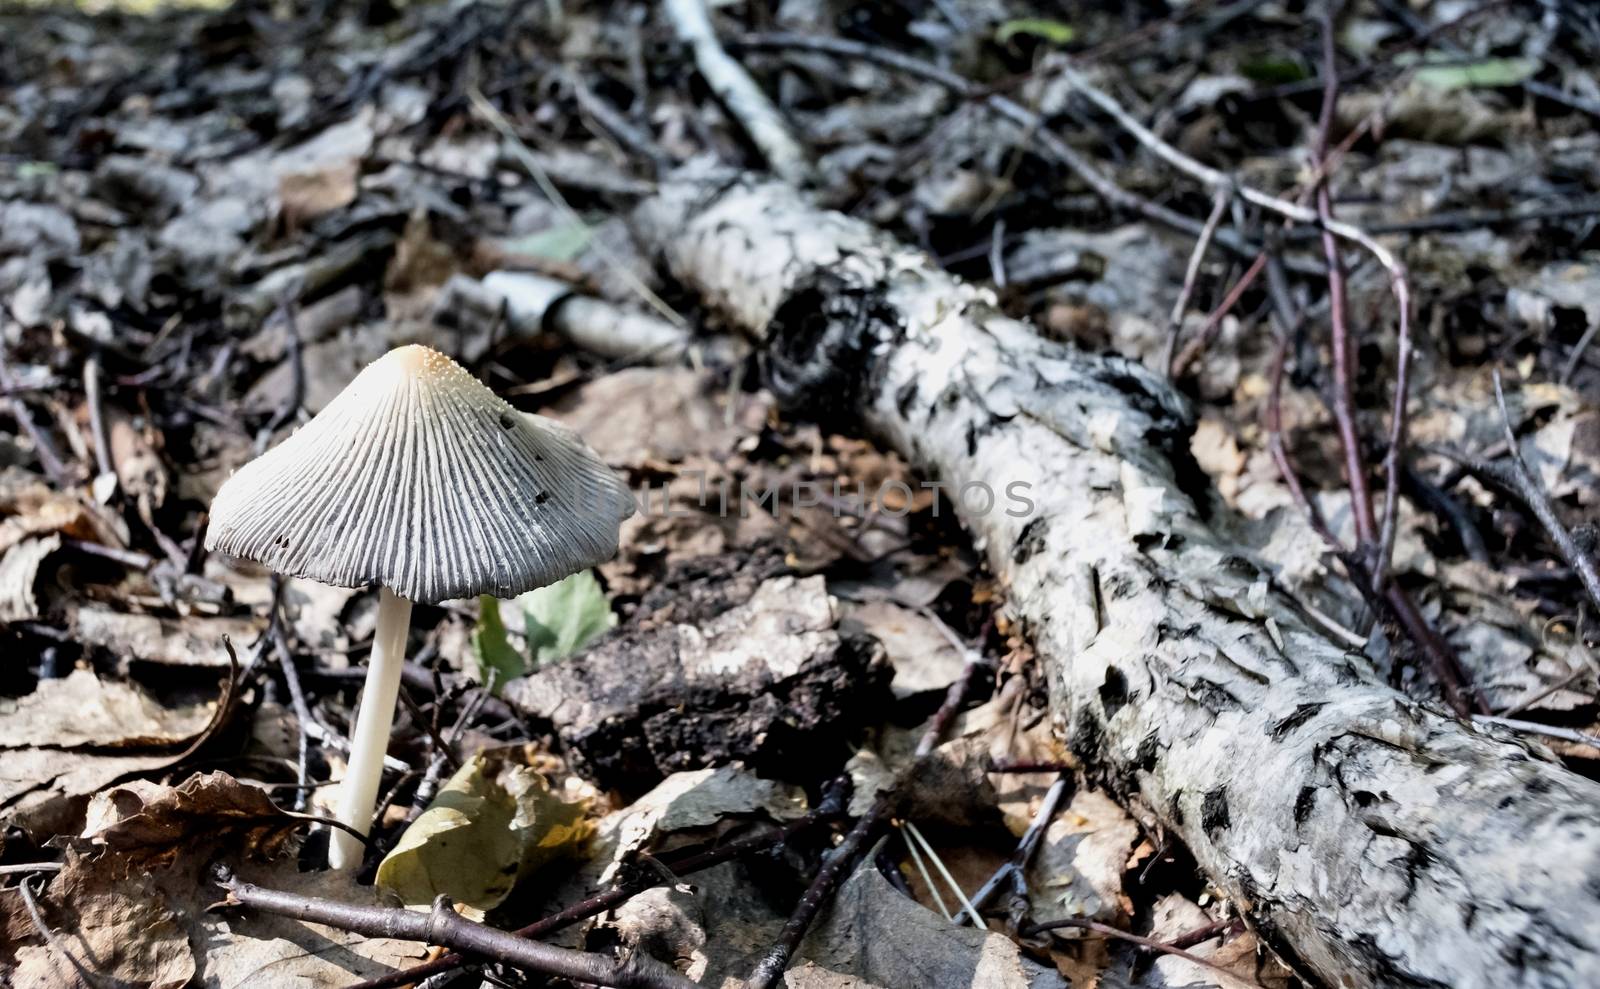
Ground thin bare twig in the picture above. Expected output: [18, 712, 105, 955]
[1024, 916, 1244, 981]
[1162, 186, 1233, 376]
[61, 538, 155, 571]
[215, 872, 701, 989]
[1055, 59, 1405, 278]
[255, 294, 304, 455]
[1054, 20, 1416, 590]
[1404, 462, 1490, 565]
[989, 218, 1009, 289]
[1265, 327, 1484, 715]
[1475, 714, 1600, 751]
[18, 876, 97, 989]
[745, 795, 890, 989]
[899, 821, 952, 919]
[736, 34, 1291, 266]
[954, 775, 1068, 925]
[665, 0, 812, 184]
[565, 67, 669, 172]
[0, 862, 63, 877]
[1169, 101, 1379, 378]
[406, 684, 489, 821]
[1492, 369, 1600, 631]
[914, 611, 992, 759]
[83, 352, 115, 488]
[1561, 319, 1600, 386]
[0, 334, 70, 487]
[746, 621, 990, 987]
[396, 684, 462, 774]
[987, 759, 1075, 774]
[1166, 917, 1244, 950]
[902, 819, 986, 927]
[1502, 666, 1589, 716]
[271, 620, 314, 813]
[467, 87, 687, 331]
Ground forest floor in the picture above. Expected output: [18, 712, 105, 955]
[3, 0, 1600, 987]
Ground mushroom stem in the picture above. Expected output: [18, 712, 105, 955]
[329, 587, 413, 870]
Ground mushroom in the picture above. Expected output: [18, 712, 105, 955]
[206, 344, 633, 868]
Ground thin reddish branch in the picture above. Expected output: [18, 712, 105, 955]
[1171, 253, 1267, 378]
[1314, 2, 1379, 556]
[1162, 187, 1234, 376]
[1168, 86, 1380, 380]
[1265, 331, 1343, 551]
[1265, 321, 1483, 717]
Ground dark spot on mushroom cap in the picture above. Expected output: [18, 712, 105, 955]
[535, 492, 550, 505]
[498, 413, 514, 429]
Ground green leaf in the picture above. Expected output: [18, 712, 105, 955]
[518, 569, 616, 667]
[1240, 56, 1309, 85]
[16, 162, 59, 181]
[469, 594, 524, 694]
[498, 222, 593, 262]
[1413, 56, 1539, 92]
[995, 18, 1076, 46]
[376, 748, 591, 910]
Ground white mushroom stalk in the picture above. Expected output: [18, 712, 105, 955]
[206, 344, 633, 869]
[328, 588, 411, 868]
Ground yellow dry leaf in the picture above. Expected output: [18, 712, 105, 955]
[376, 746, 591, 910]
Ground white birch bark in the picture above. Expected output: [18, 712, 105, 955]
[633, 171, 1600, 989]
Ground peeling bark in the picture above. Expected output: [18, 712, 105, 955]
[504, 545, 891, 795]
[633, 172, 1600, 989]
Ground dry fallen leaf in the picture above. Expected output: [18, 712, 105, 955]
[844, 599, 966, 699]
[797, 842, 1069, 988]
[377, 746, 592, 910]
[0, 677, 226, 839]
[77, 772, 299, 870]
[278, 159, 359, 229]
[550, 765, 809, 917]
[0, 748, 184, 840]
[1026, 790, 1142, 928]
[0, 669, 214, 749]
[0, 466, 120, 554]
[1, 766, 423, 988]
[4, 852, 196, 989]
[0, 534, 59, 623]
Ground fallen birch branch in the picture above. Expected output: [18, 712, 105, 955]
[632, 170, 1600, 989]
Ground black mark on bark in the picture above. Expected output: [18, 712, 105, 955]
[1294, 786, 1316, 827]
[1271, 702, 1326, 740]
[1012, 517, 1048, 565]
[1099, 666, 1130, 721]
[1202, 787, 1230, 834]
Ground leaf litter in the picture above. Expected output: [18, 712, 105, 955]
[3, 0, 1600, 986]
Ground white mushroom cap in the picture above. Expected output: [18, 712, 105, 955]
[206, 344, 634, 604]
